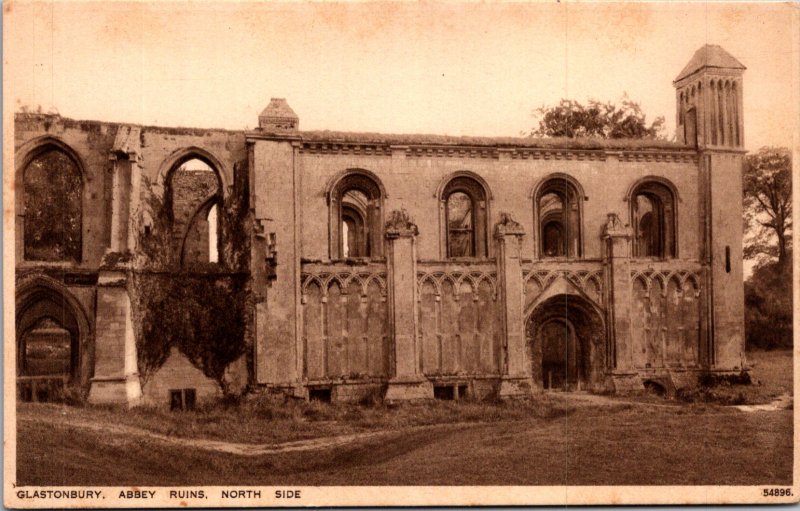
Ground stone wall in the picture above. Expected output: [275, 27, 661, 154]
[417, 263, 502, 376]
[301, 263, 389, 381]
[142, 348, 221, 406]
[631, 269, 702, 369]
[13, 98, 745, 404]
[295, 150, 702, 263]
[14, 114, 117, 268]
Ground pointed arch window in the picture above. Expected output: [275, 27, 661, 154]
[630, 181, 676, 258]
[168, 157, 223, 266]
[535, 178, 582, 258]
[22, 147, 83, 262]
[329, 172, 384, 259]
[442, 176, 488, 258]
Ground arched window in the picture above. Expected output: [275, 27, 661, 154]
[341, 189, 369, 257]
[168, 157, 223, 266]
[442, 176, 488, 258]
[630, 180, 676, 258]
[535, 177, 582, 258]
[329, 172, 384, 259]
[23, 147, 83, 262]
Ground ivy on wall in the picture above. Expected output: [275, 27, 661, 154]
[130, 272, 250, 392]
[128, 160, 253, 394]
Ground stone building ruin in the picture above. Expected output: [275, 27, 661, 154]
[14, 45, 747, 406]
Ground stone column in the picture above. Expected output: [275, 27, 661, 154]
[495, 214, 535, 398]
[601, 213, 638, 392]
[384, 210, 433, 401]
[107, 126, 142, 254]
[108, 158, 131, 253]
[88, 126, 143, 406]
[87, 270, 142, 406]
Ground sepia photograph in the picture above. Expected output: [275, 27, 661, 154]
[3, 1, 798, 507]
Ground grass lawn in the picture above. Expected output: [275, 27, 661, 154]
[14, 349, 793, 486]
[746, 349, 794, 401]
[17, 403, 792, 486]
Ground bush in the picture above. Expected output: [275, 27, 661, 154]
[745, 261, 793, 350]
[698, 371, 752, 387]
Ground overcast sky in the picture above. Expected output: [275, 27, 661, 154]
[6, 2, 796, 150]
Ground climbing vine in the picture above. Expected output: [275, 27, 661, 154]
[128, 161, 253, 394]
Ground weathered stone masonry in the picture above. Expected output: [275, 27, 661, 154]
[14, 45, 747, 405]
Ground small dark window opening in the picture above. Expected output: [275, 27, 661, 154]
[170, 390, 183, 410]
[433, 385, 455, 400]
[309, 387, 332, 402]
[169, 388, 197, 411]
[456, 384, 468, 401]
[184, 388, 196, 410]
[684, 108, 698, 148]
[725, 246, 731, 273]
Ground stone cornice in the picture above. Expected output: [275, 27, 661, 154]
[291, 142, 698, 163]
[298, 142, 392, 156]
[610, 151, 699, 163]
[248, 131, 699, 162]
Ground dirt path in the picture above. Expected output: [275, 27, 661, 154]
[734, 392, 793, 412]
[17, 391, 790, 458]
[16, 412, 479, 457]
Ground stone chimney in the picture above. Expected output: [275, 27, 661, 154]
[258, 98, 299, 131]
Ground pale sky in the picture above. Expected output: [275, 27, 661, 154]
[5, 2, 797, 150]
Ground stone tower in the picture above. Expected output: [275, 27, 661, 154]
[674, 44, 746, 370]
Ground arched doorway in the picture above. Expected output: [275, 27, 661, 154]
[16, 280, 90, 402]
[526, 294, 605, 391]
[539, 317, 583, 390]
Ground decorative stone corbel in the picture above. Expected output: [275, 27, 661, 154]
[494, 212, 525, 238]
[602, 212, 632, 239]
[385, 208, 419, 239]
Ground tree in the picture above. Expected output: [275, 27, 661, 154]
[743, 147, 792, 267]
[744, 262, 792, 349]
[530, 94, 665, 139]
[743, 147, 792, 350]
